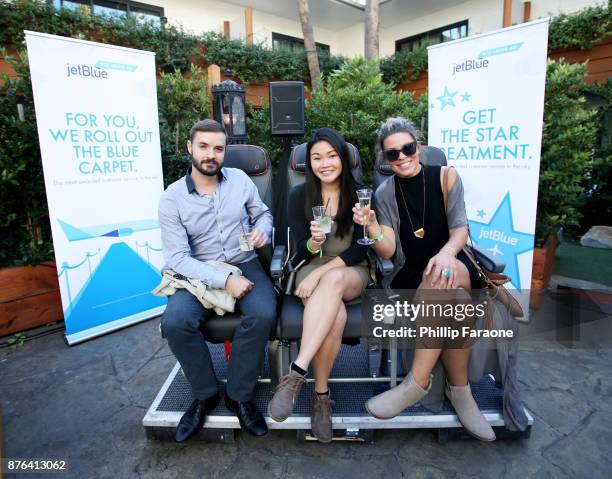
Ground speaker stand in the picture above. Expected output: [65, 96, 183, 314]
[272, 136, 294, 247]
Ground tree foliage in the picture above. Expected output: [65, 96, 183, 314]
[157, 65, 210, 185]
[0, 50, 52, 265]
[307, 58, 427, 177]
[537, 60, 599, 239]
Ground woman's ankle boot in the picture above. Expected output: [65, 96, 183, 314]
[445, 382, 496, 442]
[365, 372, 432, 420]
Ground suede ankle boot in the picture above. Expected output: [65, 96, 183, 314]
[445, 382, 496, 442]
[365, 372, 432, 420]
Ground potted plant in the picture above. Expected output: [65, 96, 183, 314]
[531, 59, 598, 307]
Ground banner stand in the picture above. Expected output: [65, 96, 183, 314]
[427, 19, 549, 315]
[25, 31, 167, 344]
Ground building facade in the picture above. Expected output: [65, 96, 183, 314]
[50, 0, 606, 57]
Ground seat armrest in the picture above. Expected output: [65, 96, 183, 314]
[368, 250, 393, 276]
[470, 244, 506, 273]
[270, 245, 287, 279]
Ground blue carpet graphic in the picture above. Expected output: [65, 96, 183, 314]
[64, 242, 166, 334]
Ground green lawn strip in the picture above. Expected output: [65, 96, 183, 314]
[554, 241, 612, 286]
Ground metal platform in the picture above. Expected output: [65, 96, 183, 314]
[143, 343, 533, 438]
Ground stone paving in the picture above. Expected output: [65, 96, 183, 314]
[1, 289, 610, 479]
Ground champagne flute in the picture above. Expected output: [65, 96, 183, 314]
[356, 188, 375, 246]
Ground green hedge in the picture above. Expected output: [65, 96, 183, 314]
[1, 0, 197, 74]
[548, 3, 612, 51]
[0, 51, 51, 265]
[249, 59, 428, 174]
[157, 65, 211, 185]
[307, 58, 427, 169]
[2, 0, 609, 86]
[0, 0, 345, 83]
[576, 80, 612, 234]
[380, 44, 429, 86]
[537, 60, 599, 240]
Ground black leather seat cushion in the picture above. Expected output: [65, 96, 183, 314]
[200, 315, 277, 343]
[224, 144, 270, 176]
[200, 316, 241, 343]
[278, 295, 364, 341]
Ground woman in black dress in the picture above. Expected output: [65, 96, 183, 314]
[355, 118, 495, 442]
[268, 128, 369, 442]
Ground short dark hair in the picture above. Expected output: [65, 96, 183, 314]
[189, 119, 226, 143]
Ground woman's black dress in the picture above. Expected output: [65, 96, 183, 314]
[390, 164, 479, 290]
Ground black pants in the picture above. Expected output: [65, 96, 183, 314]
[161, 258, 277, 401]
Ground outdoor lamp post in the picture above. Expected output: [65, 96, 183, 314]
[212, 80, 248, 144]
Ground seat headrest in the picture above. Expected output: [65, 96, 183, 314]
[420, 145, 448, 166]
[375, 151, 393, 176]
[224, 144, 270, 176]
[375, 145, 448, 176]
[290, 142, 360, 173]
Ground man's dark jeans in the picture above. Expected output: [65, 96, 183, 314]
[161, 258, 277, 402]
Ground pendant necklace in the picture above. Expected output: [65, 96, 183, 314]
[397, 166, 426, 238]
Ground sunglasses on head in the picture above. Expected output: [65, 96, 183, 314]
[383, 141, 418, 162]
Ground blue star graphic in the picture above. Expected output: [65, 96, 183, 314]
[468, 193, 534, 289]
[461, 92, 471, 102]
[476, 209, 486, 218]
[436, 87, 458, 110]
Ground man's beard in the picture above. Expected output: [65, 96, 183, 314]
[192, 155, 220, 177]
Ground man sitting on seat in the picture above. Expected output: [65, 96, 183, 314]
[158, 119, 276, 442]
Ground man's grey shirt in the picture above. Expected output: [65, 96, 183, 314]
[158, 167, 272, 289]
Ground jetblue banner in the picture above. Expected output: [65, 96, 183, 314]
[428, 19, 549, 308]
[25, 31, 166, 344]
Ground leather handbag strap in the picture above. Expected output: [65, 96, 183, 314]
[462, 242, 481, 270]
[442, 166, 450, 211]
[441, 166, 486, 279]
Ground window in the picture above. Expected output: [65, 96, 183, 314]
[395, 20, 468, 52]
[272, 33, 330, 55]
[93, 0, 127, 19]
[51, 0, 164, 25]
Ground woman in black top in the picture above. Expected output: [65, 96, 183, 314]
[354, 118, 495, 442]
[268, 128, 368, 442]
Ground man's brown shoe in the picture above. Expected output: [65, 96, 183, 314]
[267, 370, 306, 422]
[311, 391, 334, 443]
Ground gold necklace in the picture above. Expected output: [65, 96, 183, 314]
[396, 166, 426, 238]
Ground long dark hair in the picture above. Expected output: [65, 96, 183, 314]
[304, 128, 358, 238]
